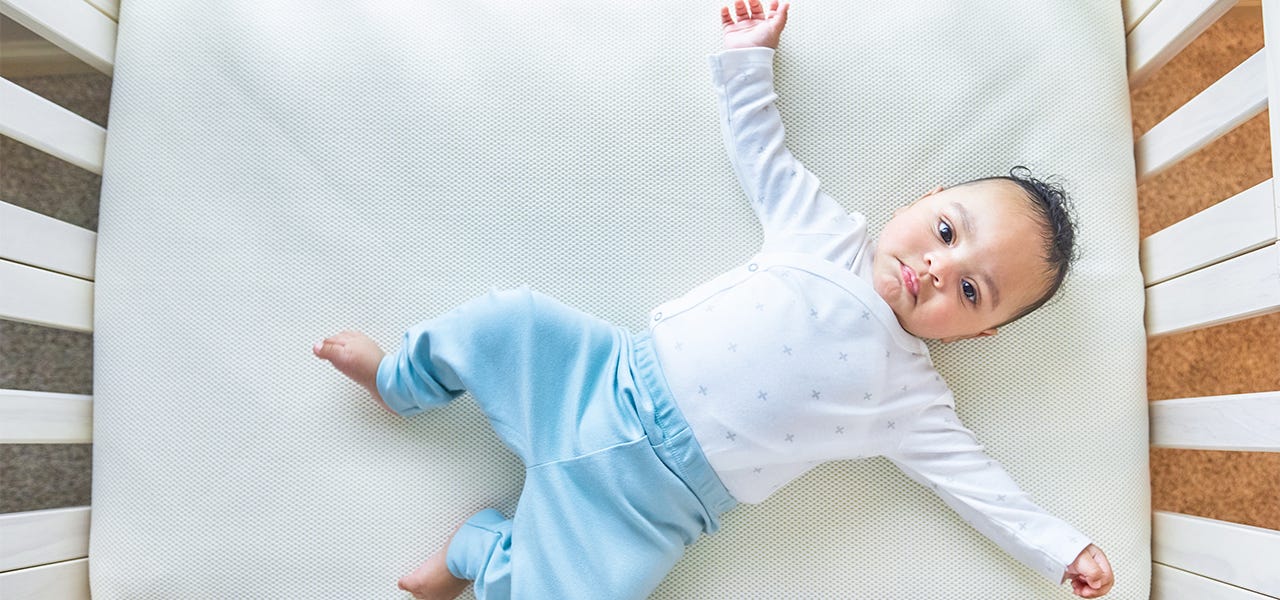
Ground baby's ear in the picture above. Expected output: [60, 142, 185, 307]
[941, 328, 997, 344]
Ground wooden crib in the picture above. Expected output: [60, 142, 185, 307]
[0, 0, 1276, 597]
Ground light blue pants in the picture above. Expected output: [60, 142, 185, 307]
[376, 288, 736, 599]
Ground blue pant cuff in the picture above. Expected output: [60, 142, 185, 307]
[444, 508, 510, 581]
[375, 352, 421, 416]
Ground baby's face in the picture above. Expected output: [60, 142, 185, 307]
[871, 180, 1051, 342]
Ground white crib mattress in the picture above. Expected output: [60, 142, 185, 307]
[92, 1, 1150, 598]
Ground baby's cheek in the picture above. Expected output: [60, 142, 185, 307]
[918, 304, 959, 337]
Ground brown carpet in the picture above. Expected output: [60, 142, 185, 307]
[1133, 7, 1280, 531]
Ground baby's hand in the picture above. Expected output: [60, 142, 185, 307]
[720, 0, 790, 50]
[1063, 544, 1114, 598]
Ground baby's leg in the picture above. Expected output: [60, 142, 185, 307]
[439, 441, 701, 599]
[313, 331, 394, 413]
[367, 287, 622, 435]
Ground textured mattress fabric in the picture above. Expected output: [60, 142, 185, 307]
[92, 1, 1150, 598]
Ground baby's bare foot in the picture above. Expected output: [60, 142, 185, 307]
[397, 523, 471, 600]
[313, 331, 392, 412]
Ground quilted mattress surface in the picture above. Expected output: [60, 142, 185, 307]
[92, 0, 1150, 597]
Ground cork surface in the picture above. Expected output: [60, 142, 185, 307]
[1133, 7, 1279, 531]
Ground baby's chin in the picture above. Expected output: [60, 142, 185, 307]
[871, 278, 924, 336]
[871, 271, 906, 311]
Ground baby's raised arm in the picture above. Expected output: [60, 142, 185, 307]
[714, 1, 864, 264]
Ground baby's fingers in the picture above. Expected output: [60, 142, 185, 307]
[1068, 552, 1113, 597]
[1091, 546, 1114, 582]
[1072, 578, 1102, 598]
[720, 4, 734, 26]
[1087, 546, 1115, 596]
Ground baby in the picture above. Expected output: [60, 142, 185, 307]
[315, 1, 1115, 598]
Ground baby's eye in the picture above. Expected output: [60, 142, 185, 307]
[962, 280, 978, 303]
[938, 220, 953, 244]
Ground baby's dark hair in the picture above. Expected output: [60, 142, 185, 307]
[959, 166, 1077, 327]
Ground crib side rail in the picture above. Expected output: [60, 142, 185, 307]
[1135, 0, 1280, 337]
[0, 507, 89, 571]
[0, 0, 115, 76]
[0, 0, 109, 597]
[0, 201, 95, 331]
[0, 509, 88, 600]
[1127, 0, 1241, 86]
[0, 0, 103, 332]
[1132, 0, 1280, 598]
[1151, 391, 1280, 451]
[1152, 511, 1280, 598]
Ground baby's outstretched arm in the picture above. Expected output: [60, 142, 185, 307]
[886, 402, 1104, 593]
[712, 2, 863, 263]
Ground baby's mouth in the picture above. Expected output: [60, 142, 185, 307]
[900, 262, 919, 300]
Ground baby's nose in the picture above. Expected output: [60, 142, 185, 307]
[923, 254, 949, 285]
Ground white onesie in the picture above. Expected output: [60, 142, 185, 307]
[647, 47, 1090, 584]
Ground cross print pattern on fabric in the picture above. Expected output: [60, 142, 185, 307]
[650, 251, 942, 502]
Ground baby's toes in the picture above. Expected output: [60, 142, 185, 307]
[313, 335, 346, 360]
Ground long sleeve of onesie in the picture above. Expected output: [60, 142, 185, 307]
[886, 400, 1092, 583]
[710, 47, 866, 268]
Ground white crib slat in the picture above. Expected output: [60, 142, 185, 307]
[1152, 563, 1274, 600]
[0, 202, 97, 281]
[1151, 391, 1280, 451]
[85, 0, 119, 21]
[0, 0, 116, 75]
[0, 558, 89, 600]
[1153, 511, 1280, 598]
[1141, 180, 1276, 285]
[0, 507, 90, 573]
[1123, 0, 1162, 33]
[1127, 0, 1239, 87]
[1145, 242, 1280, 336]
[1267, 0, 1280, 204]
[0, 259, 94, 333]
[1134, 49, 1268, 182]
[0, 390, 92, 444]
[0, 78, 107, 175]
